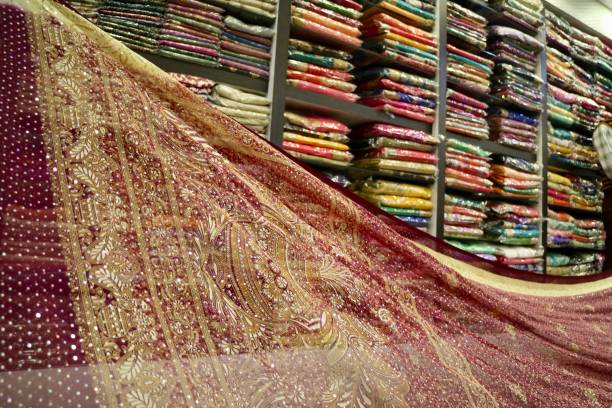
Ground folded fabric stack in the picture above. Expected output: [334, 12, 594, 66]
[594, 73, 612, 118]
[488, 26, 544, 113]
[170, 72, 216, 100]
[546, 48, 595, 99]
[67, 0, 104, 23]
[287, 38, 358, 101]
[547, 123, 600, 171]
[446, 43, 494, 97]
[208, 84, 270, 134]
[548, 84, 602, 133]
[360, 0, 436, 32]
[491, 155, 541, 200]
[360, 8, 438, 77]
[446, 89, 490, 139]
[283, 111, 353, 168]
[219, 15, 274, 78]
[447, 240, 544, 272]
[447, 2, 487, 53]
[484, 201, 542, 272]
[548, 171, 603, 213]
[547, 251, 605, 276]
[443, 194, 488, 242]
[354, 67, 437, 123]
[489, 0, 543, 34]
[354, 178, 433, 231]
[544, 9, 572, 55]
[210, 0, 277, 21]
[488, 107, 539, 152]
[445, 139, 493, 193]
[351, 123, 439, 181]
[291, 0, 363, 48]
[95, 1, 167, 53]
[547, 209, 606, 252]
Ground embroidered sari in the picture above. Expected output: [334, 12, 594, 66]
[0, 1, 611, 407]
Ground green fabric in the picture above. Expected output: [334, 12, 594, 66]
[167, 15, 223, 35]
[380, 205, 432, 217]
[158, 48, 219, 68]
[308, 0, 362, 19]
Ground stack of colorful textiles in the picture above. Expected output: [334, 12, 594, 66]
[67, 0, 103, 22]
[170, 73, 216, 100]
[548, 171, 603, 213]
[490, 155, 540, 200]
[484, 201, 542, 272]
[547, 209, 606, 252]
[447, 2, 487, 52]
[445, 139, 493, 193]
[291, 0, 363, 48]
[447, 240, 544, 272]
[353, 178, 433, 231]
[594, 73, 612, 117]
[446, 44, 494, 96]
[219, 15, 273, 78]
[360, 0, 435, 31]
[544, 9, 572, 54]
[95, 1, 167, 53]
[354, 67, 437, 123]
[489, 0, 544, 34]
[488, 107, 538, 152]
[351, 123, 439, 181]
[546, 48, 595, 99]
[360, 9, 438, 77]
[443, 194, 488, 242]
[446, 89, 489, 139]
[547, 123, 600, 171]
[488, 26, 544, 113]
[286, 38, 358, 101]
[547, 252, 605, 276]
[548, 84, 602, 133]
[283, 111, 353, 167]
[210, 84, 270, 134]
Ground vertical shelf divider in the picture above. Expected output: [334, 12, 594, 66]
[432, 0, 449, 239]
[266, 0, 291, 146]
[536, 27, 549, 274]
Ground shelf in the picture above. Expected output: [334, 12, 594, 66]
[548, 204, 602, 218]
[285, 87, 433, 131]
[138, 52, 269, 94]
[446, 186, 539, 204]
[547, 156, 602, 179]
[446, 131, 538, 161]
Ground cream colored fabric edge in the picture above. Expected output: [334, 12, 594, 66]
[415, 243, 612, 297]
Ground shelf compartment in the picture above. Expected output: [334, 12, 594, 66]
[446, 186, 539, 204]
[547, 156, 602, 179]
[138, 52, 269, 94]
[285, 87, 433, 131]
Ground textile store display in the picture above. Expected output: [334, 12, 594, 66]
[484, 201, 543, 272]
[547, 83, 602, 133]
[5, 3, 612, 408]
[283, 111, 353, 167]
[67, 0, 275, 78]
[445, 138, 493, 193]
[353, 178, 434, 231]
[359, 7, 438, 77]
[489, 0, 544, 34]
[351, 123, 439, 180]
[210, 83, 271, 134]
[443, 194, 488, 241]
[488, 26, 544, 113]
[548, 171, 603, 213]
[287, 38, 358, 101]
[446, 88, 490, 139]
[547, 123, 601, 171]
[488, 106, 539, 152]
[490, 154, 541, 200]
[446, 43, 494, 96]
[447, 2, 487, 52]
[361, 0, 436, 31]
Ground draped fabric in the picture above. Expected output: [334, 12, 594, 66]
[1, 1, 612, 407]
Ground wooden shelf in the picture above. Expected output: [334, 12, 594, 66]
[285, 87, 433, 132]
[446, 131, 538, 161]
[138, 52, 269, 94]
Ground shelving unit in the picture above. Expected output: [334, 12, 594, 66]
[120, 0, 610, 277]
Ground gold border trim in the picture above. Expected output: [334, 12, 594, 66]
[415, 243, 612, 297]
